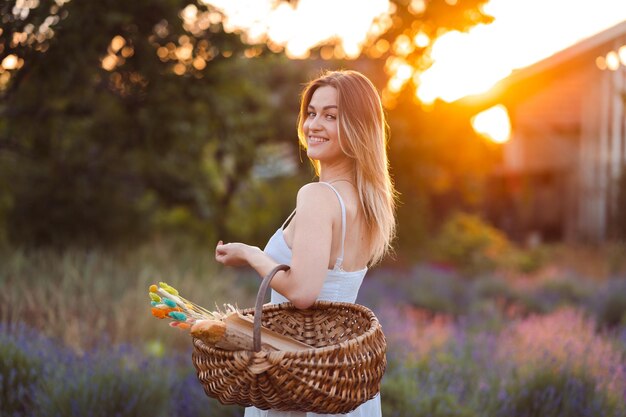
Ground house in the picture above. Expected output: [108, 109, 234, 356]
[455, 20, 626, 243]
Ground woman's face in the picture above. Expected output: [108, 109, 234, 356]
[303, 86, 343, 163]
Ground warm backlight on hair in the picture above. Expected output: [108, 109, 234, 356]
[471, 105, 511, 143]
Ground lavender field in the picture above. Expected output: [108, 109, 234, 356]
[367, 265, 626, 417]
[1, 243, 626, 417]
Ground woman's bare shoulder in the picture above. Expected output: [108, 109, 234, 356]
[295, 182, 338, 211]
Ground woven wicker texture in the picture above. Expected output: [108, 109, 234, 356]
[191, 265, 387, 414]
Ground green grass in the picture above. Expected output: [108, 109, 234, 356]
[0, 241, 256, 353]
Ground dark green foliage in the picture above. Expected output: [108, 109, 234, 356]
[0, 0, 307, 248]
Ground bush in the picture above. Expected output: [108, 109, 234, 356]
[530, 277, 591, 312]
[472, 276, 517, 304]
[34, 346, 172, 417]
[403, 265, 469, 315]
[382, 361, 479, 417]
[381, 366, 421, 417]
[496, 368, 624, 417]
[0, 324, 59, 416]
[506, 245, 552, 274]
[381, 337, 502, 417]
[431, 212, 512, 277]
[0, 324, 241, 417]
[606, 242, 626, 276]
[589, 279, 626, 328]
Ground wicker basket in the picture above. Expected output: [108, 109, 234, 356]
[191, 264, 387, 414]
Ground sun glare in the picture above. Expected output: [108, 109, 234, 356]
[471, 105, 511, 144]
[200, 0, 391, 59]
[199, 0, 625, 105]
[416, 0, 626, 103]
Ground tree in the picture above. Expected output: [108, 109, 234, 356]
[0, 0, 494, 249]
[0, 0, 305, 247]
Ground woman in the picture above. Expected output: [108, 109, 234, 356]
[215, 69, 396, 417]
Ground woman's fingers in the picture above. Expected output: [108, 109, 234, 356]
[215, 240, 226, 261]
[215, 241, 251, 267]
[215, 241, 236, 265]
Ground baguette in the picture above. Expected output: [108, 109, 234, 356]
[191, 319, 256, 351]
[191, 320, 227, 344]
[191, 313, 312, 352]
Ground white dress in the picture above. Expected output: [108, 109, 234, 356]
[244, 182, 382, 417]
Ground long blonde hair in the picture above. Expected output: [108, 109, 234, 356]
[297, 70, 397, 265]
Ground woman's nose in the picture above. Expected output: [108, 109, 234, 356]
[309, 115, 322, 131]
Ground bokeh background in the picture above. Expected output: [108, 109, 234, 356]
[2, 1, 626, 416]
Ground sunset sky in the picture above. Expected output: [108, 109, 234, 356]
[192, 0, 626, 143]
[416, 0, 626, 103]
[201, 0, 626, 104]
[4, 0, 625, 105]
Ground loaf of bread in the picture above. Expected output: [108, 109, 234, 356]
[190, 313, 312, 352]
[190, 319, 238, 349]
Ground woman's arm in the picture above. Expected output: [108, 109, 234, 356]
[215, 183, 337, 309]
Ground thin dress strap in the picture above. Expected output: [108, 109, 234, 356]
[318, 182, 347, 271]
[281, 209, 296, 230]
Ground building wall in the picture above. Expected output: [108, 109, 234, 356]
[484, 28, 626, 244]
[579, 54, 626, 242]
[497, 65, 594, 242]
[501, 58, 626, 243]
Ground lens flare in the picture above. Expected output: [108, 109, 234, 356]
[471, 105, 511, 143]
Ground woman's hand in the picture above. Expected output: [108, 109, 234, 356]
[215, 240, 260, 267]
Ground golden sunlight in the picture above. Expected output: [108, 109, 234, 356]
[199, 0, 625, 105]
[471, 105, 511, 144]
[199, 0, 392, 59]
[416, 0, 626, 104]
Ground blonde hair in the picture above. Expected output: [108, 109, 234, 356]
[297, 70, 397, 265]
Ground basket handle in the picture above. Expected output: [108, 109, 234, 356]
[253, 264, 291, 352]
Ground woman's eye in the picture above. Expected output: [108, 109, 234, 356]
[326, 114, 336, 120]
[307, 112, 316, 118]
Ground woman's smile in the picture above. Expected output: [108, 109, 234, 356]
[308, 136, 329, 144]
